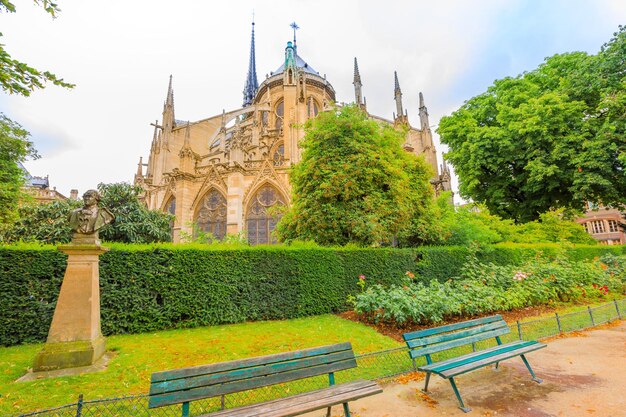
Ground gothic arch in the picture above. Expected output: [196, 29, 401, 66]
[194, 188, 227, 240]
[244, 182, 286, 245]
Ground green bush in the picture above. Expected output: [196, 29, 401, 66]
[352, 248, 626, 326]
[1, 242, 623, 346]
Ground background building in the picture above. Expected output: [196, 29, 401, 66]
[577, 204, 625, 245]
[135, 23, 451, 243]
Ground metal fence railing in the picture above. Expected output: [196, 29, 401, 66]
[12, 298, 625, 417]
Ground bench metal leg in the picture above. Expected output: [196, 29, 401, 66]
[449, 377, 471, 413]
[325, 406, 331, 417]
[181, 401, 190, 417]
[342, 402, 351, 417]
[422, 372, 431, 393]
[520, 354, 543, 383]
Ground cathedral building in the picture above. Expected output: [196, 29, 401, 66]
[134, 22, 451, 244]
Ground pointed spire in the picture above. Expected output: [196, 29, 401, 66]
[394, 71, 404, 119]
[184, 121, 191, 146]
[166, 74, 174, 108]
[242, 18, 259, 107]
[419, 91, 430, 131]
[353, 57, 363, 106]
[163, 75, 175, 129]
[136, 156, 143, 177]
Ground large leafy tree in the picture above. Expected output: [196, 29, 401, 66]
[1, 183, 173, 244]
[439, 26, 626, 222]
[1, 0, 73, 95]
[277, 105, 438, 246]
[0, 115, 38, 225]
[0, 0, 73, 227]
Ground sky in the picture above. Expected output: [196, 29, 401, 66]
[1, 0, 625, 198]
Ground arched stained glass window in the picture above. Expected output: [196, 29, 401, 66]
[165, 197, 176, 241]
[195, 190, 227, 240]
[275, 100, 284, 130]
[246, 184, 285, 245]
[307, 97, 319, 117]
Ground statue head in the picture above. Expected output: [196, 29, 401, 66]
[82, 189, 101, 207]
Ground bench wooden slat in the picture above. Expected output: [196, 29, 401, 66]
[408, 326, 510, 358]
[406, 321, 509, 348]
[403, 315, 503, 340]
[151, 342, 352, 383]
[438, 342, 547, 378]
[422, 340, 540, 373]
[149, 358, 357, 409]
[149, 349, 355, 396]
[205, 380, 381, 417]
[418, 340, 530, 371]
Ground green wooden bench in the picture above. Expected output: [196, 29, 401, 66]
[403, 314, 547, 413]
[148, 342, 382, 417]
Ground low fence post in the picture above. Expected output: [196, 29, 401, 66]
[587, 306, 595, 326]
[517, 320, 522, 340]
[615, 299, 622, 320]
[555, 313, 562, 333]
[75, 394, 84, 417]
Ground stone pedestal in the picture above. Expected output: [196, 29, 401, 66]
[33, 244, 109, 372]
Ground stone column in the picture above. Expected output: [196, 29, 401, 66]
[33, 244, 108, 372]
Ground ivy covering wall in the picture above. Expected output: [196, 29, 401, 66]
[1, 243, 623, 346]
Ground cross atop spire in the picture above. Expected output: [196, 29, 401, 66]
[242, 18, 259, 107]
[290, 21, 299, 45]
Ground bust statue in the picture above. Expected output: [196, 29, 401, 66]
[68, 189, 114, 244]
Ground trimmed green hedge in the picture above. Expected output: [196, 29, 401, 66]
[1, 243, 623, 346]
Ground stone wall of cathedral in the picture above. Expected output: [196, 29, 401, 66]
[135, 42, 450, 244]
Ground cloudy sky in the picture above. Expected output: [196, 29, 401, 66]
[2, 0, 625, 197]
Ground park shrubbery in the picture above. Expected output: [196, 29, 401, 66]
[1, 242, 624, 346]
[352, 246, 626, 326]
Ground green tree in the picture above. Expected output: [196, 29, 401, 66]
[438, 26, 626, 222]
[277, 105, 438, 246]
[0, 183, 173, 244]
[1, 0, 74, 95]
[0, 0, 73, 228]
[0, 115, 38, 225]
[0, 198, 79, 243]
[97, 183, 173, 243]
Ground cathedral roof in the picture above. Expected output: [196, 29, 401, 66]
[272, 54, 319, 76]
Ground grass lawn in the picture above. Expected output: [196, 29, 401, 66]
[0, 314, 401, 416]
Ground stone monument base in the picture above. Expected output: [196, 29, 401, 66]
[33, 337, 106, 372]
[33, 243, 108, 372]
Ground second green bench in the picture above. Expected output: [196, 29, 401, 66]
[403, 314, 547, 413]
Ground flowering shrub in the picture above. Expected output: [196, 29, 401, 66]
[351, 250, 625, 326]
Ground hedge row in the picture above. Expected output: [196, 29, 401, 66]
[1, 243, 623, 346]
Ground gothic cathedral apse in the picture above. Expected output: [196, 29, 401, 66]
[134, 22, 451, 243]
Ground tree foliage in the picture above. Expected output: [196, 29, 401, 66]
[0, 0, 74, 96]
[436, 202, 596, 246]
[96, 182, 173, 243]
[276, 105, 438, 246]
[0, 182, 173, 244]
[0, 114, 38, 225]
[439, 26, 626, 222]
